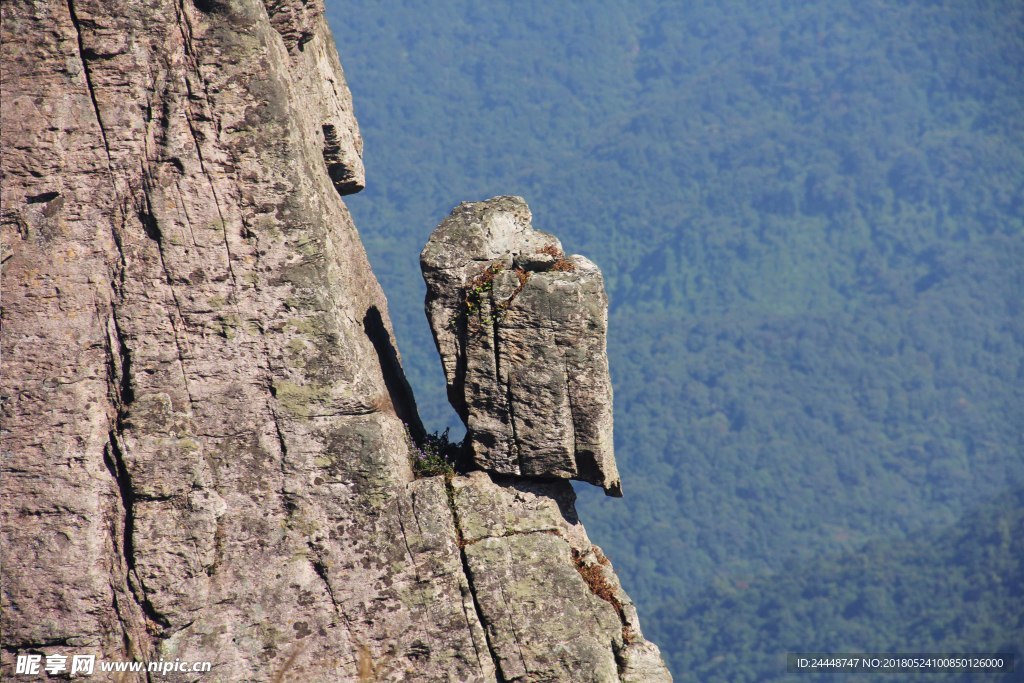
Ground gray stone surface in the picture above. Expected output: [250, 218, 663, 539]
[450, 472, 672, 682]
[1, 2, 666, 680]
[422, 197, 622, 495]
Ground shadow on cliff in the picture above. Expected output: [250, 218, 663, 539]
[490, 473, 583, 527]
[363, 305, 424, 440]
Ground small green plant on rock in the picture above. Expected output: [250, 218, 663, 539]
[465, 262, 503, 315]
[446, 258, 542, 334]
[448, 261, 506, 332]
[408, 426, 459, 477]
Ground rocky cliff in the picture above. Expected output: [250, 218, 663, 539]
[0, 1, 670, 680]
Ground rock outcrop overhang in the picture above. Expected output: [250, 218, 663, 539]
[0, 1, 668, 679]
[422, 196, 622, 496]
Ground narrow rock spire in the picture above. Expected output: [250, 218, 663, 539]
[421, 196, 622, 496]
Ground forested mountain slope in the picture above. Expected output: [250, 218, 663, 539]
[326, 0, 1023, 677]
[654, 488, 1024, 681]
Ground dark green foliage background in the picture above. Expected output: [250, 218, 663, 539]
[325, 1, 1023, 679]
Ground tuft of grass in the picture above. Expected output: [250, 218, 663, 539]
[447, 261, 505, 332]
[463, 262, 504, 318]
[406, 425, 460, 477]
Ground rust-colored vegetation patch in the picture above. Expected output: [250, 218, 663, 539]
[571, 547, 636, 644]
[466, 261, 505, 293]
[515, 266, 531, 287]
[573, 548, 618, 606]
[538, 243, 577, 272]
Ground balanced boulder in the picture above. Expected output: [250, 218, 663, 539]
[421, 196, 622, 495]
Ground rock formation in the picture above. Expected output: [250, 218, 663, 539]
[422, 197, 622, 495]
[0, 1, 667, 680]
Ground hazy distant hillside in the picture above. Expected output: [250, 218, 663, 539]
[654, 489, 1024, 681]
[327, 0, 1023, 677]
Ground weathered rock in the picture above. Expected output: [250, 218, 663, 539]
[422, 196, 622, 495]
[1, 2, 666, 680]
[450, 472, 671, 682]
[0, 1, 439, 678]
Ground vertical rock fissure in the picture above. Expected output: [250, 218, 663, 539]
[613, 645, 628, 681]
[394, 496, 421, 582]
[272, 406, 293, 515]
[306, 544, 339, 610]
[451, 312, 470, 422]
[503, 376, 523, 475]
[103, 309, 172, 644]
[65, 0, 112, 167]
[172, 0, 238, 289]
[564, 357, 580, 473]
[444, 479, 506, 682]
[173, 0, 226, 148]
[109, 312, 135, 406]
[103, 432, 171, 633]
[182, 106, 238, 289]
[261, 333, 295, 519]
[187, 119, 238, 288]
[67, 0, 131, 287]
[175, 0, 217, 120]
[363, 306, 424, 438]
[173, 179, 202, 248]
[496, 581, 529, 676]
[102, 500, 148, 670]
[107, 589, 136, 664]
[456, 583, 488, 673]
[489, 294, 522, 473]
[569, 546, 635, 669]
[138, 180, 198, 410]
[305, 543, 358, 648]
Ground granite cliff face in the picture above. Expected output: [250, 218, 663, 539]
[0, 1, 669, 680]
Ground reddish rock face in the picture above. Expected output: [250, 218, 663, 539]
[1, 2, 668, 680]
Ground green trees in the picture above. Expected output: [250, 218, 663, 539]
[652, 491, 1024, 681]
